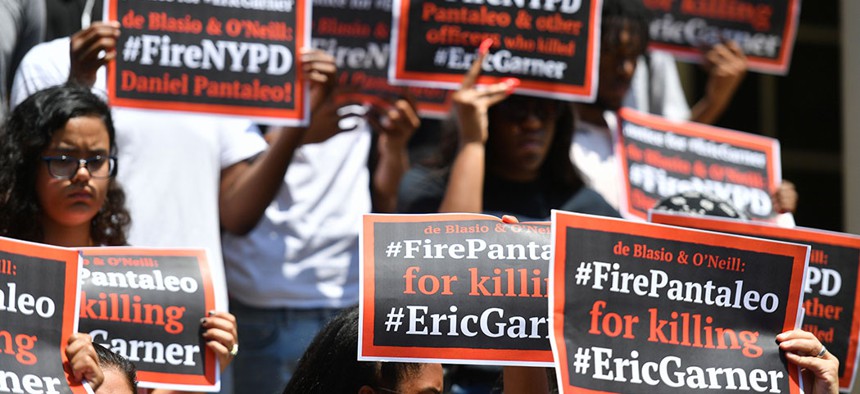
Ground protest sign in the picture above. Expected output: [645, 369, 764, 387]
[650, 211, 860, 392]
[0, 237, 84, 394]
[78, 248, 217, 392]
[105, 0, 310, 124]
[642, 0, 801, 75]
[616, 108, 781, 221]
[360, 214, 554, 366]
[550, 211, 808, 393]
[311, 0, 452, 118]
[389, 0, 602, 101]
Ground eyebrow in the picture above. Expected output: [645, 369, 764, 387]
[45, 148, 110, 155]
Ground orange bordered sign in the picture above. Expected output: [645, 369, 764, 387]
[0, 237, 85, 394]
[105, 0, 310, 125]
[389, 0, 602, 101]
[550, 211, 807, 393]
[650, 211, 860, 392]
[643, 0, 801, 75]
[616, 108, 781, 221]
[360, 213, 554, 366]
[78, 247, 218, 392]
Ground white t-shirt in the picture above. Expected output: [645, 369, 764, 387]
[221, 104, 372, 309]
[12, 37, 267, 308]
[571, 112, 621, 211]
[624, 51, 691, 121]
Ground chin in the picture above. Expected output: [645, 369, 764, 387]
[56, 210, 99, 228]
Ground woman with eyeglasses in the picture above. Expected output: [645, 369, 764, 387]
[0, 83, 128, 246]
[0, 84, 238, 393]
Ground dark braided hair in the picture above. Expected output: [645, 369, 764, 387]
[0, 83, 130, 245]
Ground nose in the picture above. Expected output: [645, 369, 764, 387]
[70, 159, 92, 183]
[519, 110, 544, 132]
[618, 57, 636, 79]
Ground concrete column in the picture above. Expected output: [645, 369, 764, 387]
[844, 0, 860, 234]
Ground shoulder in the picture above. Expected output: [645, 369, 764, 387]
[397, 165, 448, 213]
[561, 187, 621, 218]
[11, 37, 72, 106]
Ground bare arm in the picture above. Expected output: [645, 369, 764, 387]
[369, 99, 421, 212]
[219, 49, 337, 235]
[439, 39, 517, 213]
[503, 366, 550, 394]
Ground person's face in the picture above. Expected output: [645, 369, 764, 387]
[36, 116, 111, 232]
[597, 23, 644, 111]
[392, 363, 444, 394]
[488, 96, 562, 181]
[95, 368, 134, 394]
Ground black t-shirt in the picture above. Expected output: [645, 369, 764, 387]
[397, 165, 619, 219]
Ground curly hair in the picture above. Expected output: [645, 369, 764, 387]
[0, 83, 130, 246]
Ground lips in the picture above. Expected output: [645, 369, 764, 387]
[67, 189, 94, 201]
[518, 132, 548, 151]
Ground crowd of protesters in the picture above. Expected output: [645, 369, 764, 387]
[0, 0, 840, 393]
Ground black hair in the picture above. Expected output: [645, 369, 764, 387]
[93, 344, 138, 392]
[283, 306, 425, 393]
[0, 83, 130, 245]
[601, 0, 651, 54]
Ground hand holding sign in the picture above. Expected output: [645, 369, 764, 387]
[69, 21, 121, 87]
[773, 180, 798, 215]
[776, 330, 839, 394]
[692, 41, 748, 124]
[65, 333, 104, 391]
[367, 98, 421, 145]
[300, 48, 338, 114]
[200, 311, 239, 373]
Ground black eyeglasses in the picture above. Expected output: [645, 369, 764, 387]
[41, 155, 117, 179]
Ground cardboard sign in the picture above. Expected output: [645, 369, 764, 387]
[360, 214, 554, 366]
[616, 108, 781, 221]
[78, 248, 217, 392]
[643, 0, 801, 75]
[311, 0, 452, 118]
[0, 237, 85, 394]
[550, 211, 808, 393]
[105, 0, 310, 125]
[650, 211, 860, 392]
[389, 0, 602, 101]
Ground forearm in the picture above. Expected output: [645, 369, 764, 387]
[503, 367, 550, 394]
[372, 135, 411, 213]
[690, 95, 731, 125]
[439, 142, 485, 213]
[219, 126, 307, 235]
